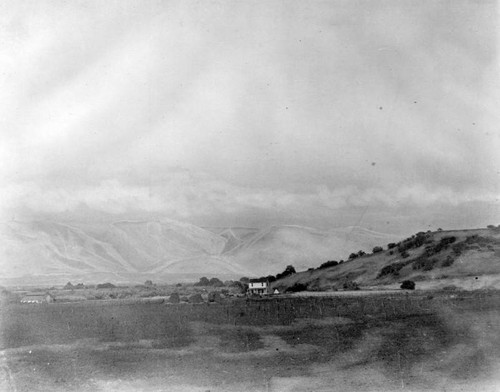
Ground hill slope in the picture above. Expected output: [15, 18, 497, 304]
[0, 220, 400, 284]
[273, 227, 500, 291]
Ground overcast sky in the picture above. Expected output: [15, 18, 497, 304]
[1, 0, 499, 235]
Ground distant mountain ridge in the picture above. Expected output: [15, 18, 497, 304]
[0, 219, 401, 284]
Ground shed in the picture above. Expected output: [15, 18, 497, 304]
[20, 293, 55, 304]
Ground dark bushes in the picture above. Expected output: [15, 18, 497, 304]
[372, 246, 384, 253]
[285, 283, 308, 293]
[400, 280, 415, 290]
[343, 281, 360, 291]
[169, 292, 180, 303]
[412, 257, 438, 271]
[319, 260, 338, 269]
[377, 261, 410, 278]
[442, 256, 455, 267]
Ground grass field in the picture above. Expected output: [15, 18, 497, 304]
[1, 291, 500, 391]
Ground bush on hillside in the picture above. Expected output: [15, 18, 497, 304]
[372, 246, 384, 253]
[377, 261, 408, 278]
[412, 257, 438, 271]
[342, 280, 360, 291]
[319, 260, 339, 269]
[276, 265, 297, 280]
[387, 243, 397, 249]
[442, 255, 455, 267]
[285, 283, 308, 293]
[400, 280, 415, 290]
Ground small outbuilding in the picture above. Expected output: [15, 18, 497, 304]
[20, 293, 55, 304]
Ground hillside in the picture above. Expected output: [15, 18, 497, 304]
[0, 220, 399, 285]
[273, 226, 500, 291]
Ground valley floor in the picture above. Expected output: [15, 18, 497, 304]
[1, 291, 500, 391]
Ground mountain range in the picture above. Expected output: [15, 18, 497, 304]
[0, 219, 400, 285]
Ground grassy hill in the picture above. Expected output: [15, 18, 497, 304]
[273, 226, 500, 292]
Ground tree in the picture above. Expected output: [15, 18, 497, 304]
[64, 282, 74, 290]
[195, 277, 210, 286]
[372, 246, 384, 253]
[239, 277, 250, 283]
[209, 277, 224, 287]
[144, 280, 154, 287]
[387, 243, 397, 249]
[284, 265, 296, 274]
[400, 280, 415, 290]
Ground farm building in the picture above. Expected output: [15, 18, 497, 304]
[20, 293, 55, 304]
[248, 280, 270, 295]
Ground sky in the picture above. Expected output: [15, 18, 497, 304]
[0, 0, 499, 235]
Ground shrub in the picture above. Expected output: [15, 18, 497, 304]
[377, 262, 408, 278]
[401, 251, 410, 259]
[400, 280, 415, 290]
[342, 281, 360, 291]
[319, 260, 339, 269]
[372, 246, 384, 253]
[348, 253, 358, 260]
[412, 258, 438, 271]
[188, 293, 204, 303]
[208, 291, 222, 303]
[442, 255, 455, 268]
[276, 265, 297, 280]
[387, 243, 397, 249]
[285, 283, 308, 293]
[169, 292, 180, 303]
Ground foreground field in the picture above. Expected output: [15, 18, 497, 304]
[1, 291, 500, 391]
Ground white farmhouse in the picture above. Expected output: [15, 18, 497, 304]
[248, 281, 269, 295]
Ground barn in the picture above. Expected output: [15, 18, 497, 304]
[20, 293, 55, 304]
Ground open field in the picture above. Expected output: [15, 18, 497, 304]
[1, 291, 500, 391]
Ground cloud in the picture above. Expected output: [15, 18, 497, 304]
[1, 0, 499, 233]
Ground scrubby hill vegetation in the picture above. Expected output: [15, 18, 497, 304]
[272, 225, 500, 292]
